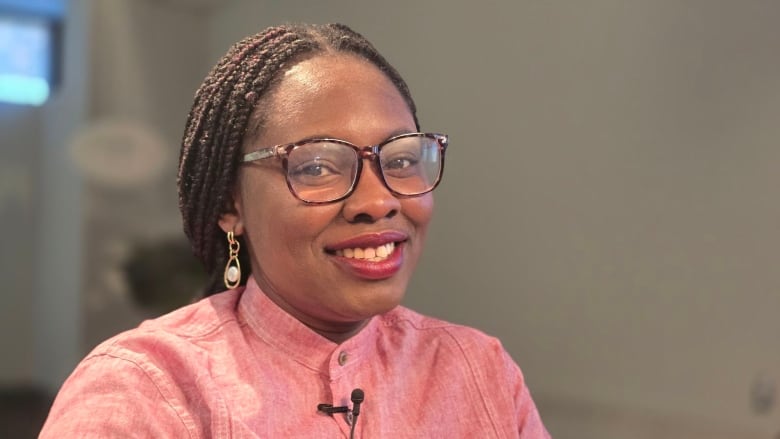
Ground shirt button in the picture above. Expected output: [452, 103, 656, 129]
[338, 351, 348, 366]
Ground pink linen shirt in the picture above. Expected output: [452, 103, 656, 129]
[40, 278, 550, 438]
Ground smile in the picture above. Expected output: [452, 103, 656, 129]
[333, 242, 396, 262]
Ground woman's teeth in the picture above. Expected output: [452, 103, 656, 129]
[334, 242, 395, 262]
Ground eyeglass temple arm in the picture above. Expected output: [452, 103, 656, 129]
[243, 147, 278, 163]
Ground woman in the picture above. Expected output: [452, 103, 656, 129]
[40, 23, 550, 438]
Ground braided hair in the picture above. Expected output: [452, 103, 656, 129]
[177, 23, 419, 296]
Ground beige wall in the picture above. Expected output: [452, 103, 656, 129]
[78, 0, 211, 351]
[0, 104, 39, 382]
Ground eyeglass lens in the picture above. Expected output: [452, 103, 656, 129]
[286, 135, 442, 203]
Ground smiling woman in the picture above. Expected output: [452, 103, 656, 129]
[39, 23, 550, 438]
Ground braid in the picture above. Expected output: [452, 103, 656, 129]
[177, 23, 419, 296]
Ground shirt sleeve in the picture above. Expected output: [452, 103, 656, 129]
[501, 348, 552, 439]
[39, 353, 195, 438]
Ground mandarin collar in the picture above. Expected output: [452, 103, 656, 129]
[238, 276, 380, 376]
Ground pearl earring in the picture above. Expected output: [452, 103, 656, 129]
[223, 231, 241, 289]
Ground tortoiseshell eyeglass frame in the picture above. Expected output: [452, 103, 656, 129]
[241, 132, 448, 204]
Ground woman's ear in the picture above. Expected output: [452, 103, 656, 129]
[218, 196, 245, 236]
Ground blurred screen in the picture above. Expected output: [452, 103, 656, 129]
[0, 15, 52, 106]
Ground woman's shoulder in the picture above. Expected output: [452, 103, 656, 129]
[87, 288, 245, 362]
[39, 291, 247, 438]
[380, 306, 509, 357]
[142, 288, 244, 334]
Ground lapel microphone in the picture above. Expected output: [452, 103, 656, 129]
[317, 388, 365, 438]
[350, 388, 364, 417]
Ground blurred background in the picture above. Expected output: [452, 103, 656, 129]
[2, 0, 779, 437]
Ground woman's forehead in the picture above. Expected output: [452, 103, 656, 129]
[255, 54, 415, 145]
[277, 54, 394, 103]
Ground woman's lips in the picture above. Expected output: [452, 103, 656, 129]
[329, 242, 405, 280]
[325, 232, 407, 280]
[326, 231, 408, 250]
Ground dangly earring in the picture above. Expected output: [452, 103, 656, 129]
[223, 231, 241, 289]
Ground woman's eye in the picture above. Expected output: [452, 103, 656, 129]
[296, 163, 331, 177]
[383, 156, 417, 170]
[289, 161, 343, 186]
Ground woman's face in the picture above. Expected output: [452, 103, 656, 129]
[220, 54, 433, 340]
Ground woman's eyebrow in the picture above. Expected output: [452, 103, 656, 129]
[290, 128, 418, 144]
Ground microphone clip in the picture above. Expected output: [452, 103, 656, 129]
[316, 403, 349, 415]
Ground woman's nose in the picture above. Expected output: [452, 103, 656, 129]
[341, 162, 401, 223]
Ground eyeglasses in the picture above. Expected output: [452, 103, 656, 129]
[242, 132, 448, 204]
